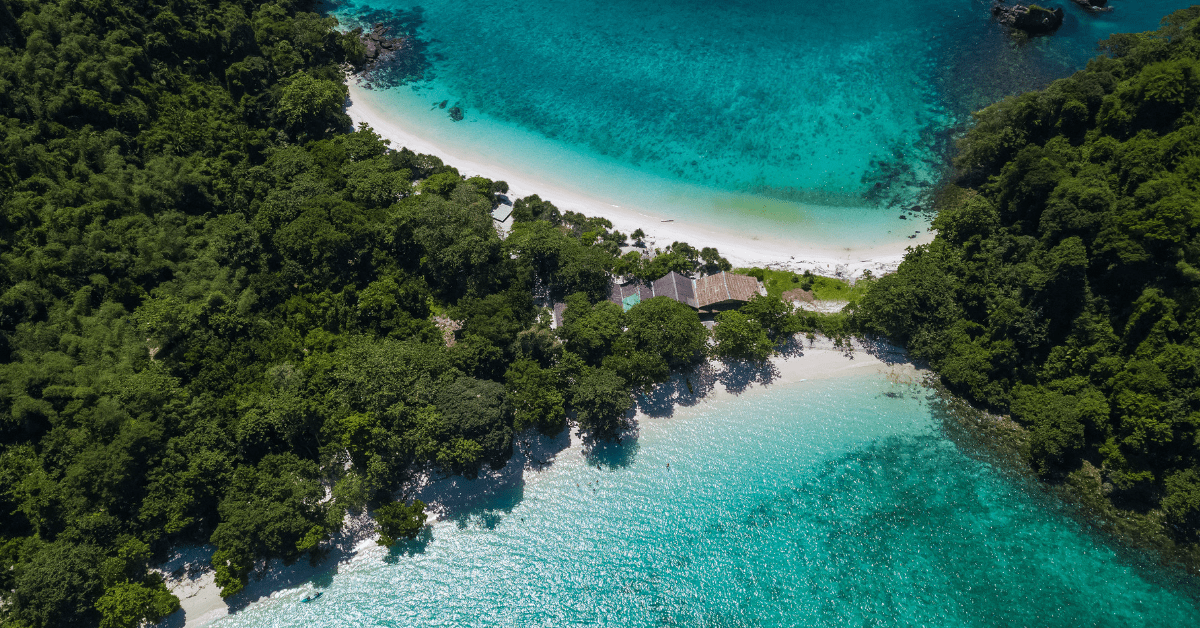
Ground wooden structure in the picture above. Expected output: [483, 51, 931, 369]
[651, 271, 698, 309]
[608, 281, 654, 311]
[603, 270, 759, 313]
[695, 271, 761, 310]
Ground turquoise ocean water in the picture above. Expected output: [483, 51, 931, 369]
[328, 0, 1193, 247]
[202, 4, 1200, 625]
[210, 374, 1199, 627]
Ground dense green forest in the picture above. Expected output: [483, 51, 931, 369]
[0, 2, 834, 626]
[855, 8, 1200, 552]
[9, 0, 1198, 624]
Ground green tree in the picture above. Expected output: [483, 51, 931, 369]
[1163, 469, 1200, 540]
[278, 71, 349, 134]
[713, 310, 773, 361]
[606, 297, 708, 387]
[433, 376, 512, 473]
[8, 542, 105, 628]
[570, 367, 633, 435]
[505, 359, 567, 434]
[418, 171, 462, 198]
[375, 500, 428, 546]
[94, 580, 179, 628]
[852, 7, 1200, 543]
[739, 295, 797, 341]
[510, 194, 562, 224]
[209, 455, 327, 597]
[559, 292, 624, 366]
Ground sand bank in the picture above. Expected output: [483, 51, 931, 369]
[345, 83, 934, 279]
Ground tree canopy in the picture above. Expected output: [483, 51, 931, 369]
[0, 1, 742, 623]
[853, 7, 1200, 544]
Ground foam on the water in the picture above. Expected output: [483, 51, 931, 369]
[210, 374, 1199, 627]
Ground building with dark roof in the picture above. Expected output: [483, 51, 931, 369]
[608, 281, 654, 311]
[651, 271, 698, 309]
[604, 270, 760, 313]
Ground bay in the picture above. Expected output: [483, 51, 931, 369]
[209, 373, 1199, 627]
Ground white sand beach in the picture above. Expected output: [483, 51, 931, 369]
[158, 79, 937, 627]
[158, 338, 922, 627]
[345, 83, 935, 280]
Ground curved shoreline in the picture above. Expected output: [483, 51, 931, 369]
[345, 82, 936, 279]
[165, 81, 935, 626]
[160, 341, 921, 627]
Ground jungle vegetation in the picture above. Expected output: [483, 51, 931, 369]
[854, 8, 1200, 552]
[0, 2, 819, 625]
[13, 0, 1200, 624]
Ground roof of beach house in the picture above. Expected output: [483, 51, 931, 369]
[651, 271, 698, 309]
[607, 271, 759, 311]
[608, 280, 654, 311]
[695, 271, 761, 309]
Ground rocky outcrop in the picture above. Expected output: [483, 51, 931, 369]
[362, 23, 408, 64]
[352, 21, 430, 90]
[1070, 0, 1113, 13]
[991, 1, 1064, 34]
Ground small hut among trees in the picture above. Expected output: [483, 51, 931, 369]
[695, 271, 762, 311]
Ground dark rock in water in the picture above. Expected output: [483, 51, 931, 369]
[991, 1, 1064, 34]
[439, 100, 448, 109]
[449, 106, 464, 122]
[899, 215, 907, 220]
[344, 8, 432, 90]
[356, 21, 420, 77]
[909, 205, 921, 212]
[1070, 0, 1112, 13]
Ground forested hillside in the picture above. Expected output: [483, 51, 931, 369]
[855, 8, 1200, 549]
[0, 1, 784, 626]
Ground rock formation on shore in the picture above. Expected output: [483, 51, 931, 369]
[991, 1, 1065, 34]
[350, 19, 429, 90]
[362, 23, 408, 64]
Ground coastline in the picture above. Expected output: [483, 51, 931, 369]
[344, 82, 936, 279]
[159, 339, 922, 627]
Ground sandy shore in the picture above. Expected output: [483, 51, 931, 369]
[345, 83, 933, 279]
[157, 338, 921, 627]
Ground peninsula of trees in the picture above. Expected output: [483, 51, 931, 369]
[854, 7, 1200, 559]
[0, 1, 834, 626]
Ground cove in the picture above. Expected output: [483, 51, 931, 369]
[207, 371, 1199, 627]
[328, 0, 1192, 251]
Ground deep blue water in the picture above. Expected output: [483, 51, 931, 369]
[209, 374, 1200, 627]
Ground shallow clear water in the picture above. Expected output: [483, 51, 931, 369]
[237, 6, 1200, 620]
[331, 0, 1191, 242]
[210, 375, 1199, 627]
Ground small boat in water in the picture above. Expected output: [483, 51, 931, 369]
[302, 591, 323, 603]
